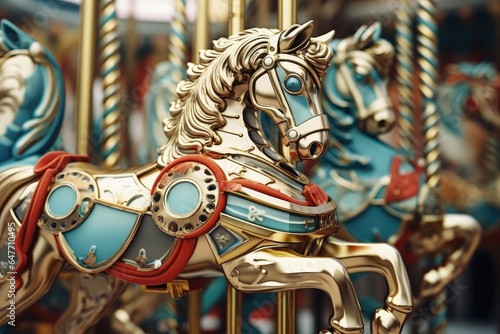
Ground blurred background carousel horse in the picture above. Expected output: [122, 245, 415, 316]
[0, 21, 414, 334]
[438, 62, 500, 247]
[0, 20, 64, 168]
[308, 22, 480, 320]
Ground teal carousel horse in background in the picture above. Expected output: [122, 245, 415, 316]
[0, 20, 64, 168]
[0, 21, 415, 334]
[309, 22, 481, 312]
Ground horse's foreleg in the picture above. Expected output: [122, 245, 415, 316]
[410, 213, 480, 303]
[221, 246, 364, 334]
[321, 236, 413, 334]
[0, 234, 63, 325]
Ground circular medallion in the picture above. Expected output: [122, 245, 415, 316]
[151, 156, 227, 239]
[40, 170, 97, 233]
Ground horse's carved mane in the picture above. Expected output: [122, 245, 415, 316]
[158, 26, 333, 166]
[0, 64, 24, 136]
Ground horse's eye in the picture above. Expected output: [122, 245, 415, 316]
[354, 72, 365, 82]
[285, 75, 302, 93]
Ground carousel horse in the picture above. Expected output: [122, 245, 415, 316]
[0, 21, 414, 334]
[438, 62, 500, 245]
[309, 22, 481, 307]
[0, 20, 64, 169]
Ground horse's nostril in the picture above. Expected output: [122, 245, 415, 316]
[309, 142, 323, 158]
[378, 119, 387, 129]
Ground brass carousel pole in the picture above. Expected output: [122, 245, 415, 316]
[193, 0, 209, 64]
[417, 0, 447, 333]
[99, 0, 122, 168]
[75, 0, 99, 156]
[186, 1, 210, 333]
[277, 2, 297, 334]
[396, 0, 417, 159]
[225, 1, 245, 333]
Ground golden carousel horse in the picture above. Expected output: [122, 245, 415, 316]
[0, 21, 413, 334]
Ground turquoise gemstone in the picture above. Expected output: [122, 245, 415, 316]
[47, 185, 77, 217]
[285, 76, 302, 92]
[166, 181, 200, 216]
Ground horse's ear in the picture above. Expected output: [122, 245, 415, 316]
[353, 22, 381, 48]
[314, 30, 336, 44]
[279, 20, 314, 53]
[0, 20, 32, 51]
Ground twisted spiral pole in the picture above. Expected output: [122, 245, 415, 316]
[395, 0, 416, 159]
[169, 0, 188, 84]
[417, 0, 441, 190]
[99, 0, 122, 168]
[149, 0, 188, 155]
[417, 1, 447, 333]
[480, 133, 500, 181]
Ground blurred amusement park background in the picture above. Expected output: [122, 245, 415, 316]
[0, 0, 499, 333]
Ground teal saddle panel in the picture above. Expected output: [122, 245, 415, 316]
[61, 202, 140, 271]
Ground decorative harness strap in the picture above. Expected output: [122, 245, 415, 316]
[15, 151, 89, 291]
[385, 156, 422, 204]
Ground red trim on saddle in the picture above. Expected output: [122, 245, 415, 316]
[221, 179, 311, 206]
[221, 178, 329, 206]
[385, 156, 421, 204]
[303, 183, 329, 205]
[107, 154, 227, 285]
[15, 151, 89, 291]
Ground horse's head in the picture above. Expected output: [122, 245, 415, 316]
[159, 21, 334, 165]
[248, 21, 334, 161]
[323, 22, 395, 136]
[0, 20, 65, 163]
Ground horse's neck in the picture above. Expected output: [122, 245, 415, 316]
[326, 105, 399, 179]
[19, 65, 45, 112]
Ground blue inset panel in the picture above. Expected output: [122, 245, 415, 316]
[64, 203, 138, 267]
[166, 181, 200, 216]
[224, 195, 318, 233]
[47, 185, 77, 218]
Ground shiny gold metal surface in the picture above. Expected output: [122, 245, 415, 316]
[193, 0, 209, 63]
[229, 0, 245, 35]
[188, 289, 201, 334]
[321, 237, 413, 333]
[226, 284, 243, 334]
[75, 0, 99, 155]
[278, 0, 297, 31]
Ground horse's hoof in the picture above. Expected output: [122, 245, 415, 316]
[371, 308, 400, 334]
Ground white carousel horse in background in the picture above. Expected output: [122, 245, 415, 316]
[0, 21, 413, 334]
